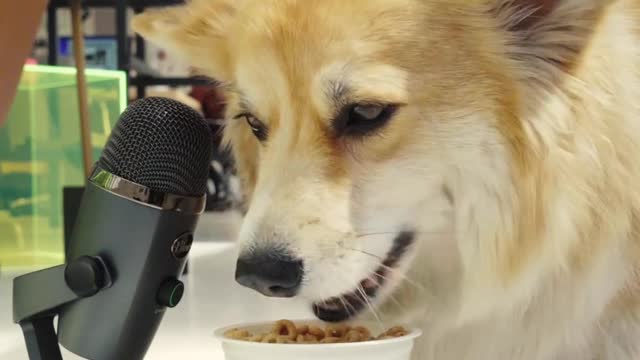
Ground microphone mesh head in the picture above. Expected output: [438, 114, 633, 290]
[98, 97, 212, 196]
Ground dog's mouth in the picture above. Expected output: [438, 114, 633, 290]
[312, 231, 415, 322]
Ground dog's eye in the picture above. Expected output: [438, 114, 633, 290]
[334, 103, 398, 137]
[353, 104, 385, 119]
[237, 113, 268, 141]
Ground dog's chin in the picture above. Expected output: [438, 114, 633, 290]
[311, 231, 415, 323]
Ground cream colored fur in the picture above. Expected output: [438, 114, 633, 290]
[132, 0, 640, 358]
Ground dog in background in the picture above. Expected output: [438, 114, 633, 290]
[133, 1, 640, 358]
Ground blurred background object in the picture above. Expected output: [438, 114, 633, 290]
[0, 0, 48, 126]
[0, 3, 276, 360]
[0, 65, 126, 268]
[1, 1, 242, 271]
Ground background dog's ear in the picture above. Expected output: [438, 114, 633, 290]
[132, 2, 236, 81]
[492, 0, 616, 72]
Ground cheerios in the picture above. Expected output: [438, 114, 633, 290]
[344, 329, 369, 342]
[352, 326, 372, 339]
[320, 337, 342, 343]
[325, 324, 350, 338]
[224, 320, 408, 344]
[273, 319, 298, 340]
[224, 329, 250, 340]
[276, 337, 294, 344]
[304, 334, 319, 343]
[307, 325, 325, 340]
[379, 326, 408, 338]
[297, 325, 309, 334]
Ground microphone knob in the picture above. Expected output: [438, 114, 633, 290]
[65, 256, 107, 298]
[157, 279, 185, 308]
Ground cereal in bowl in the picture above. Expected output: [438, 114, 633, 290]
[224, 320, 408, 344]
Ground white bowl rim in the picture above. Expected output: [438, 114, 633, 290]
[213, 319, 422, 349]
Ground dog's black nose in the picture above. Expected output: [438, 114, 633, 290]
[235, 253, 303, 298]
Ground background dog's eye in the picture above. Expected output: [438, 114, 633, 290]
[240, 114, 268, 141]
[334, 103, 398, 137]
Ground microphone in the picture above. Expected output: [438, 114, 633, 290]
[13, 97, 212, 360]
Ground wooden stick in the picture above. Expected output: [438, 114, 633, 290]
[71, 0, 93, 179]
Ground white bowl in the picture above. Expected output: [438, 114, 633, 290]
[214, 319, 422, 360]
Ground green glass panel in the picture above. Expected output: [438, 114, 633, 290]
[0, 65, 127, 269]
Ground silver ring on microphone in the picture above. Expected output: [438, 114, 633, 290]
[89, 166, 206, 214]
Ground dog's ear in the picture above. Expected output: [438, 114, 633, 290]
[492, 0, 616, 72]
[131, 1, 236, 81]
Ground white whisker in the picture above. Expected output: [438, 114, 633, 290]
[375, 263, 426, 291]
[355, 284, 384, 327]
[338, 295, 352, 317]
[368, 276, 404, 309]
[316, 243, 426, 292]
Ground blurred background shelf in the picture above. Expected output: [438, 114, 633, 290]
[130, 76, 213, 87]
[45, 0, 202, 99]
[49, 0, 184, 6]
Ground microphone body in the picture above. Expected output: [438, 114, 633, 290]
[53, 97, 212, 360]
[57, 180, 198, 359]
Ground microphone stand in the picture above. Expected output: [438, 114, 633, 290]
[13, 256, 112, 360]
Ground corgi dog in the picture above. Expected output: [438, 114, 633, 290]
[133, 0, 640, 358]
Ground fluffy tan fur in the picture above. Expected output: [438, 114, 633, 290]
[133, 1, 640, 358]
